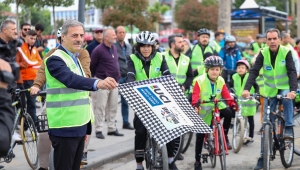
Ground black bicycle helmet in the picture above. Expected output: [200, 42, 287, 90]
[136, 31, 156, 45]
[204, 56, 223, 68]
[197, 28, 210, 37]
[256, 34, 265, 39]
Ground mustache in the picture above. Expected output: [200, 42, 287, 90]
[73, 41, 82, 45]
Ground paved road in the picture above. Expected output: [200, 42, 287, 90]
[96, 110, 300, 170]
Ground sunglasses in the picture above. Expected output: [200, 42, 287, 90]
[23, 28, 30, 31]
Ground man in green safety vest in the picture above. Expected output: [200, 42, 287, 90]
[164, 34, 193, 93]
[242, 28, 297, 170]
[190, 28, 217, 76]
[210, 31, 224, 53]
[45, 19, 117, 170]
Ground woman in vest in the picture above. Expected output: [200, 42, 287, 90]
[126, 31, 178, 170]
[192, 55, 237, 170]
[228, 60, 259, 145]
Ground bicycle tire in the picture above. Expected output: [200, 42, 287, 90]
[208, 133, 216, 168]
[49, 147, 55, 170]
[160, 144, 169, 170]
[181, 132, 193, 154]
[263, 124, 271, 170]
[20, 113, 38, 169]
[232, 118, 244, 153]
[293, 112, 300, 156]
[217, 124, 226, 170]
[173, 136, 184, 162]
[279, 123, 294, 168]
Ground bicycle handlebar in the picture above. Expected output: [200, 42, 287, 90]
[31, 91, 47, 97]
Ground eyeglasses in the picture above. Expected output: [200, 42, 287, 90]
[23, 28, 30, 31]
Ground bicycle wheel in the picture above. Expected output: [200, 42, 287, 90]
[217, 124, 226, 170]
[263, 124, 271, 170]
[208, 133, 216, 168]
[232, 118, 244, 153]
[146, 138, 168, 170]
[279, 124, 294, 168]
[173, 136, 184, 161]
[181, 132, 193, 154]
[49, 147, 55, 170]
[20, 113, 38, 169]
[293, 112, 300, 156]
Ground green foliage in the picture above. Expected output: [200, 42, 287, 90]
[86, 0, 114, 11]
[174, 0, 189, 14]
[148, 2, 170, 15]
[0, 3, 11, 23]
[289, 19, 297, 38]
[201, 0, 217, 6]
[36, 0, 74, 8]
[232, 0, 244, 9]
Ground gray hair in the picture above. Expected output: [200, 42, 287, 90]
[281, 31, 289, 39]
[103, 28, 114, 39]
[265, 28, 280, 38]
[0, 20, 15, 32]
[61, 19, 84, 35]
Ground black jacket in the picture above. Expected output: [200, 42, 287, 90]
[0, 88, 14, 157]
[114, 41, 132, 77]
[244, 46, 297, 92]
[126, 51, 170, 82]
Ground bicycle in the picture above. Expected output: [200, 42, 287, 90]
[181, 132, 193, 154]
[0, 89, 43, 169]
[198, 95, 233, 170]
[292, 108, 300, 156]
[262, 94, 294, 169]
[144, 132, 168, 170]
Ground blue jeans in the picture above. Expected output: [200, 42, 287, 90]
[23, 80, 37, 123]
[119, 77, 129, 124]
[260, 89, 293, 156]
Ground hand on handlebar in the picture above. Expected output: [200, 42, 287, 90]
[287, 92, 296, 100]
[30, 86, 40, 95]
[242, 90, 250, 98]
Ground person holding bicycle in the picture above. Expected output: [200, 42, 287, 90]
[126, 31, 178, 170]
[228, 60, 259, 144]
[242, 28, 297, 170]
[192, 55, 237, 170]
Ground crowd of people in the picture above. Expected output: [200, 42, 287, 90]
[0, 18, 298, 170]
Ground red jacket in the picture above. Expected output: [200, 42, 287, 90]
[192, 81, 236, 108]
[294, 47, 300, 59]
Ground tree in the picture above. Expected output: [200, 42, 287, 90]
[0, 3, 11, 23]
[175, 0, 218, 32]
[86, 0, 114, 21]
[218, 0, 231, 33]
[37, 0, 74, 34]
[102, 0, 161, 36]
[148, 2, 170, 33]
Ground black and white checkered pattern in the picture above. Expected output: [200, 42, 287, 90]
[118, 75, 211, 146]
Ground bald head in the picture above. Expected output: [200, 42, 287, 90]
[116, 26, 126, 42]
[247, 36, 253, 43]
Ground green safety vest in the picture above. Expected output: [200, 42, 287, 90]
[195, 74, 227, 125]
[190, 44, 214, 70]
[261, 46, 290, 97]
[255, 69, 264, 96]
[232, 73, 256, 116]
[130, 53, 163, 81]
[165, 52, 190, 84]
[45, 49, 93, 129]
[211, 40, 221, 53]
[252, 42, 266, 54]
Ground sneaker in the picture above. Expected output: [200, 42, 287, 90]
[194, 161, 202, 170]
[244, 137, 254, 145]
[284, 126, 293, 138]
[225, 136, 232, 150]
[0, 165, 4, 169]
[169, 162, 178, 170]
[253, 157, 263, 170]
[82, 152, 87, 162]
[177, 153, 184, 160]
[12, 132, 22, 141]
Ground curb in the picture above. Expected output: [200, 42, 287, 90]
[84, 138, 134, 169]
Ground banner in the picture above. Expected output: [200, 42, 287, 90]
[118, 75, 211, 146]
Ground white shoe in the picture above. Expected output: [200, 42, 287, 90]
[12, 132, 21, 141]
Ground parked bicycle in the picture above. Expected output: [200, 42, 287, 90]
[262, 94, 294, 169]
[292, 106, 300, 156]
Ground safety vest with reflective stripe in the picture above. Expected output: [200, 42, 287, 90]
[255, 69, 264, 96]
[195, 74, 226, 125]
[232, 73, 256, 116]
[252, 42, 266, 54]
[130, 53, 163, 81]
[261, 46, 290, 97]
[211, 40, 221, 53]
[191, 44, 213, 70]
[45, 49, 92, 129]
[165, 52, 190, 84]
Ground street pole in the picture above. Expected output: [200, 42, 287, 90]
[218, 0, 231, 33]
[78, 0, 85, 24]
[285, 0, 289, 32]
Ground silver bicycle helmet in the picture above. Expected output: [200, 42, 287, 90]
[136, 31, 156, 45]
[57, 27, 62, 38]
[197, 28, 210, 36]
[225, 35, 236, 42]
[204, 56, 223, 68]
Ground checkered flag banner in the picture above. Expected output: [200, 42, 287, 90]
[118, 75, 211, 146]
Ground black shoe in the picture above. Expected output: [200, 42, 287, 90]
[123, 123, 134, 130]
[194, 161, 202, 170]
[107, 129, 124, 136]
[229, 123, 233, 129]
[38, 168, 47, 170]
[169, 162, 178, 170]
[96, 132, 105, 139]
[0, 165, 4, 169]
[82, 152, 87, 162]
[226, 136, 232, 150]
[254, 157, 263, 170]
[284, 126, 293, 138]
[177, 153, 184, 160]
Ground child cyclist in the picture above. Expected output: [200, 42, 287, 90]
[228, 60, 259, 144]
[192, 55, 237, 170]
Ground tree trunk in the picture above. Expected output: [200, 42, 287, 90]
[53, 5, 56, 36]
[217, 0, 231, 33]
[297, 0, 300, 37]
[130, 23, 133, 45]
[292, 0, 295, 19]
[16, 2, 19, 33]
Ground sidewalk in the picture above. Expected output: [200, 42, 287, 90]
[1, 102, 136, 170]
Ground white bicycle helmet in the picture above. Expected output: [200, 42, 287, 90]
[57, 27, 62, 38]
[225, 35, 236, 42]
[136, 31, 156, 45]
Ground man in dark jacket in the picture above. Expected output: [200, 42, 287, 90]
[86, 28, 103, 56]
[114, 26, 134, 130]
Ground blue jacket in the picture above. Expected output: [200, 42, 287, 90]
[219, 45, 242, 70]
